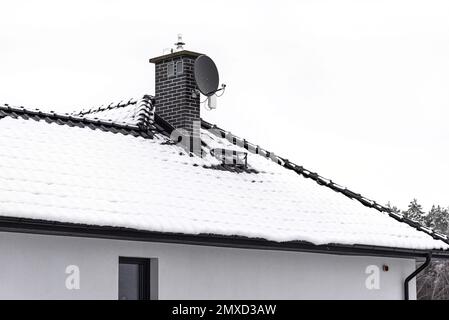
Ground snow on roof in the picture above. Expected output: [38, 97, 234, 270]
[74, 95, 155, 129]
[0, 98, 447, 252]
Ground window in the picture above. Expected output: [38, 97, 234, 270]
[176, 60, 183, 75]
[118, 257, 158, 300]
[167, 61, 183, 77]
[167, 62, 175, 77]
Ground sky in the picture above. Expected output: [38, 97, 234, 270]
[0, 0, 448, 211]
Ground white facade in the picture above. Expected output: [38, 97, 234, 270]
[0, 231, 416, 300]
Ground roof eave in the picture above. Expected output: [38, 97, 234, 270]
[0, 216, 447, 260]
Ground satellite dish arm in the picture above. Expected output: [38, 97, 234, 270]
[214, 84, 227, 97]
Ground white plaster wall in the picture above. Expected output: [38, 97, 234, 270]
[0, 231, 416, 300]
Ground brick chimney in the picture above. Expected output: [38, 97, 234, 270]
[150, 50, 203, 134]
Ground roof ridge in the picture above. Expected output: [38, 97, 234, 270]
[0, 104, 153, 139]
[201, 119, 449, 246]
[0, 95, 156, 139]
[135, 95, 156, 130]
[73, 98, 138, 117]
[72, 95, 156, 130]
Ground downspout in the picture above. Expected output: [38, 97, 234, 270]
[404, 253, 432, 300]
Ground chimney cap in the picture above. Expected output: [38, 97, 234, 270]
[149, 50, 203, 64]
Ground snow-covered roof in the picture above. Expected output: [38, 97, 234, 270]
[0, 97, 447, 253]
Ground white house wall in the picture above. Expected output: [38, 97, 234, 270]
[0, 231, 416, 300]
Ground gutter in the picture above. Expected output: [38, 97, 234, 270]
[0, 216, 448, 260]
[404, 253, 432, 300]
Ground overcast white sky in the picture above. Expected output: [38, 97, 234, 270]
[0, 0, 448, 211]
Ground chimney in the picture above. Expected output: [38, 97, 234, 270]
[150, 39, 203, 135]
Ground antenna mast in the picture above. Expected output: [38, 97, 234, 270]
[174, 34, 185, 51]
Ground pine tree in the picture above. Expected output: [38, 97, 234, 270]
[386, 202, 401, 215]
[403, 199, 425, 223]
[425, 205, 449, 234]
[387, 199, 449, 300]
[416, 203, 449, 300]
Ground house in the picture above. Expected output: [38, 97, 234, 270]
[0, 44, 448, 300]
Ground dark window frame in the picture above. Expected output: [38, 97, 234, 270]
[119, 257, 156, 300]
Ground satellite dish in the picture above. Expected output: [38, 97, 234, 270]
[194, 55, 220, 96]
